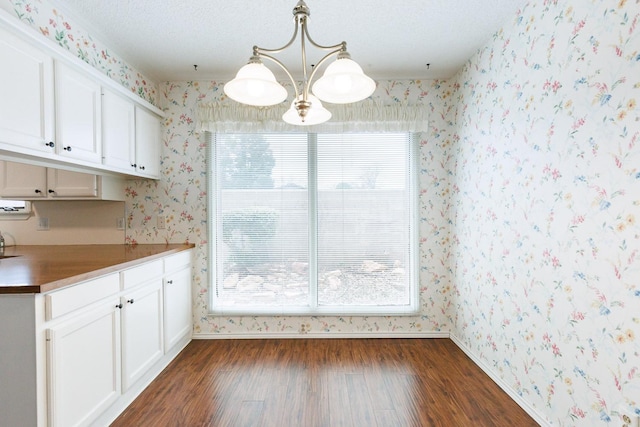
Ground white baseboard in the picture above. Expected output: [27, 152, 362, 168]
[193, 331, 450, 339]
[449, 334, 549, 426]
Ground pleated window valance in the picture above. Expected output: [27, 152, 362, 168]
[197, 101, 429, 133]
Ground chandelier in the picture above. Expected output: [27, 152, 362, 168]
[223, 0, 376, 126]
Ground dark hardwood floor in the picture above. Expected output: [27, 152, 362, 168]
[111, 339, 538, 427]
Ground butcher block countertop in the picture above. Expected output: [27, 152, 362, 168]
[0, 244, 195, 294]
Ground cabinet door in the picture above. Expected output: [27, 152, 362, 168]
[121, 280, 164, 391]
[164, 266, 192, 352]
[102, 89, 135, 173]
[46, 168, 98, 198]
[55, 62, 102, 164]
[0, 28, 55, 154]
[47, 301, 121, 427]
[134, 106, 160, 178]
[0, 161, 47, 198]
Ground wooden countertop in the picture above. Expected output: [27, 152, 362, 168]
[0, 244, 195, 294]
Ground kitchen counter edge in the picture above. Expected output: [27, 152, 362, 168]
[0, 244, 195, 294]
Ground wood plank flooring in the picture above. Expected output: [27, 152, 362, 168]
[111, 339, 538, 427]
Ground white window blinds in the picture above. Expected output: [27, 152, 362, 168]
[210, 132, 418, 315]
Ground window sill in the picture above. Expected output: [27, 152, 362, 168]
[208, 305, 421, 317]
[0, 212, 32, 220]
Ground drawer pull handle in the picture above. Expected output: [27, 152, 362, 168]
[127, 299, 135, 304]
[116, 303, 123, 309]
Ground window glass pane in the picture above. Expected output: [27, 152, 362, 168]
[0, 199, 27, 211]
[210, 132, 416, 315]
[215, 134, 309, 309]
[316, 133, 411, 307]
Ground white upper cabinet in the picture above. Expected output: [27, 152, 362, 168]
[0, 161, 125, 201]
[103, 92, 162, 178]
[0, 16, 163, 179]
[102, 89, 136, 173]
[46, 168, 98, 198]
[0, 161, 48, 198]
[134, 106, 161, 179]
[0, 27, 55, 154]
[55, 62, 102, 164]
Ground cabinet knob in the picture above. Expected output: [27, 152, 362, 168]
[116, 303, 123, 309]
[63, 146, 72, 152]
[34, 189, 42, 194]
[131, 163, 137, 168]
[45, 141, 55, 147]
[139, 165, 145, 170]
[127, 298, 135, 304]
[48, 189, 55, 194]
[167, 280, 173, 284]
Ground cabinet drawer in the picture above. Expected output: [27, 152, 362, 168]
[46, 273, 119, 320]
[121, 259, 163, 290]
[164, 250, 192, 273]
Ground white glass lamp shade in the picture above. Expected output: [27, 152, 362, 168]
[282, 94, 332, 126]
[312, 57, 376, 104]
[223, 62, 288, 106]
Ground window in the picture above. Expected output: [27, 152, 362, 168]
[0, 199, 31, 219]
[208, 132, 418, 315]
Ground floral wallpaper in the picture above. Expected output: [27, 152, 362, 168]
[448, 0, 640, 426]
[3, 0, 639, 425]
[1, 0, 158, 105]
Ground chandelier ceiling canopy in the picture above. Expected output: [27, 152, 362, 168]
[223, 0, 376, 126]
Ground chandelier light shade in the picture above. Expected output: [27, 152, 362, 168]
[223, 0, 376, 126]
[223, 61, 288, 106]
[282, 94, 331, 126]
[311, 54, 376, 104]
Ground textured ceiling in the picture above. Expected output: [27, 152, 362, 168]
[50, 0, 528, 83]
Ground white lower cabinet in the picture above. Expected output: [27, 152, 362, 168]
[163, 251, 193, 352]
[121, 279, 164, 391]
[0, 249, 195, 427]
[47, 300, 121, 427]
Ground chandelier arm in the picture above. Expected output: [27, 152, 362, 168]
[303, 21, 346, 51]
[254, 17, 301, 55]
[257, 52, 301, 100]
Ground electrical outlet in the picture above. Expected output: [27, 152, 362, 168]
[116, 217, 125, 230]
[157, 215, 166, 230]
[37, 217, 49, 231]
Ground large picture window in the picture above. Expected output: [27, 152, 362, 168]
[208, 132, 418, 315]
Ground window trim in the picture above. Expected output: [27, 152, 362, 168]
[206, 131, 420, 316]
